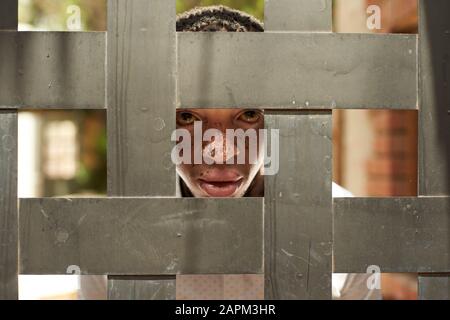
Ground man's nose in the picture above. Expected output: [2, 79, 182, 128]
[203, 136, 239, 164]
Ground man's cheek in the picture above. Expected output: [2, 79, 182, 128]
[177, 164, 193, 181]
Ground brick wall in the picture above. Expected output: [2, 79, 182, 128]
[366, 110, 417, 196]
[367, 0, 418, 33]
[365, 0, 418, 196]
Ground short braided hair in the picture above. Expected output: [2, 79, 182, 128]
[176, 5, 264, 32]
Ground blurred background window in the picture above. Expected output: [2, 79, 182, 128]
[44, 120, 78, 180]
[18, 110, 107, 199]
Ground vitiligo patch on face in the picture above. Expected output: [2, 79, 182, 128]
[171, 121, 280, 176]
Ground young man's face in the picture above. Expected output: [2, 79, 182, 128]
[176, 108, 264, 197]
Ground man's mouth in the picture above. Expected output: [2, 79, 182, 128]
[198, 178, 243, 197]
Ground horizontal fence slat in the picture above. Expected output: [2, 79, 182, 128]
[19, 197, 263, 275]
[108, 276, 176, 300]
[0, 32, 105, 109]
[0, 32, 417, 110]
[178, 32, 417, 109]
[334, 197, 450, 273]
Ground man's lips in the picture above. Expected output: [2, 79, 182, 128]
[199, 170, 243, 183]
[198, 178, 243, 197]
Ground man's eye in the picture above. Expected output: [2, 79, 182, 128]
[238, 110, 261, 123]
[177, 112, 198, 125]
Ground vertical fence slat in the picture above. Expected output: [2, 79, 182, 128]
[106, 0, 177, 300]
[0, 0, 18, 30]
[264, 0, 332, 32]
[263, 0, 332, 300]
[265, 112, 332, 299]
[419, 275, 450, 300]
[0, 111, 18, 300]
[418, 0, 450, 196]
[417, 0, 450, 300]
[107, 0, 177, 197]
[0, 0, 18, 300]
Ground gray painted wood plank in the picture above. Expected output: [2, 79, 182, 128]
[265, 0, 332, 31]
[0, 32, 105, 109]
[418, 275, 450, 300]
[178, 33, 417, 109]
[0, 111, 18, 300]
[418, 0, 450, 196]
[264, 112, 332, 299]
[106, 0, 177, 300]
[0, 32, 417, 110]
[0, 0, 18, 301]
[108, 276, 175, 300]
[107, 0, 177, 196]
[334, 197, 450, 273]
[19, 197, 263, 275]
[0, 0, 17, 30]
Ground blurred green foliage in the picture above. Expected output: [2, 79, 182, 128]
[19, 0, 263, 31]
